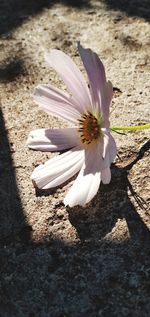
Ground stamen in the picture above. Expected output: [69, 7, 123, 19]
[77, 111, 102, 145]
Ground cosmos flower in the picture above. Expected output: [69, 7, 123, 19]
[27, 43, 117, 207]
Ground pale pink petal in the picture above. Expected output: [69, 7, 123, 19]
[64, 144, 101, 207]
[31, 146, 84, 189]
[34, 85, 80, 124]
[78, 42, 105, 110]
[97, 138, 111, 171]
[108, 134, 117, 163]
[78, 43, 113, 125]
[35, 84, 81, 112]
[101, 80, 113, 128]
[102, 131, 109, 159]
[27, 128, 79, 151]
[101, 167, 111, 184]
[103, 132, 117, 164]
[45, 50, 92, 112]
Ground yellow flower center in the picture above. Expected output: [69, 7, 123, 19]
[78, 111, 102, 145]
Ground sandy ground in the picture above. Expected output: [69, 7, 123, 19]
[0, 1, 150, 316]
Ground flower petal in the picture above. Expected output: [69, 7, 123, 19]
[31, 146, 84, 189]
[34, 84, 80, 124]
[78, 43, 113, 126]
[108, 134, 117, 163]
[64, 144, 101, 207]
[45, 49, 92, 112]
[27, 128, 79, 151]
[103, 132, 117, 164]
[101, 167, 111, 184]
[101, 80, 113, 128]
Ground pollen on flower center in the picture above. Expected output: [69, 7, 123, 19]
[78, 111, 102, 144]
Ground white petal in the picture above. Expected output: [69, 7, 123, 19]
[64, 145, 101, 207]
[101, 167, 111, 184]
[45, 50, 92, 112]
[34, 84, 80, 124]
[27, 128, 78, 151]
[31, 146, 84, 189]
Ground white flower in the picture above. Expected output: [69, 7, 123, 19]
[27, 43, 117, 207]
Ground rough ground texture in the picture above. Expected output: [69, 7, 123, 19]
[0, 1, 150, 316]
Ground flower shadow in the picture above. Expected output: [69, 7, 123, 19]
[68, 140, 150, 242]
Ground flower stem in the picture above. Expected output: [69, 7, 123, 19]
[111, 124, 150, 131]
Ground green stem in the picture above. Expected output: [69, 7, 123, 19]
[111, 124, 150, 131]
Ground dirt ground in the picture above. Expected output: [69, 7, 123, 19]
[0, 1, 150, 316]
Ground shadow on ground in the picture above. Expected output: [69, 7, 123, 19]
[0, 120, 150, 316]
[103, 0, 150, 21]
[0, 58, 26, 82]
[0, 0, 90, 37]
[68, 140, 150, 241]
[0, 0, 149, 39]
[0, 108, 32, 245]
